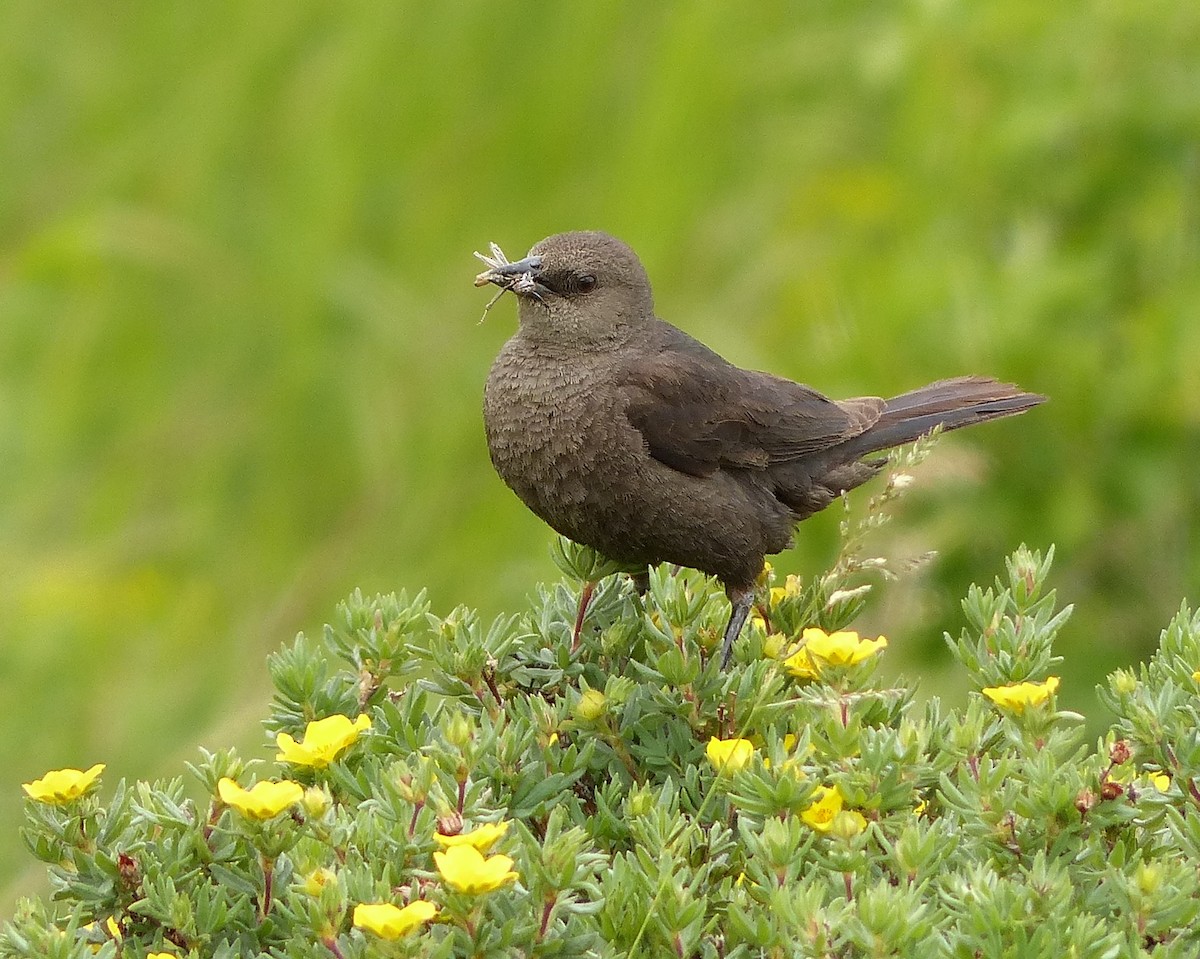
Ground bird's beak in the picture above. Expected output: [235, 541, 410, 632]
[483, 254, 542, 279]
[473, 254, 545, 298]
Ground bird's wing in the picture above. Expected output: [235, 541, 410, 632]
[618, 324, 884, 478]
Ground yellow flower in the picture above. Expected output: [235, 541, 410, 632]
[147, 954, 177, 959]
[217, 777, 304, 820]
[801, 785, 845, 832]
[1149, 772, 1170, 792]
[104, 917, 122, 940]
[981, 676, 1060, 714]
[275, 713, 371, 768]
[706, 737, 755, 773]
[783, 647, 820, 679]
[1192, 670, 1200, 683]
[353, 901, 439, 938]
[21, 764, 105, 804]
[805, 628, 888, 665]
[783, 628, 887, 678]
[434, 843, 519, 894]
[771, 574, 803, 605]
[434, 820, 509, 852]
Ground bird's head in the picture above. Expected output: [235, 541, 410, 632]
[474, 231, 654, 349]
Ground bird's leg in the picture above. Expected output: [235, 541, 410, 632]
[719, 585, 754, 669]
[571, 580, 597, 653]
[627, 568, 651, 617]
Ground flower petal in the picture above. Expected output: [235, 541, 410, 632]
[353, 900, 438, 938]
[706, 737, 755, 773]
[434, 844, 519, 893]
[433, 820, 509, 852]
[21, 763, 105, 804]
[218, 778, 304, 820]
[275, 713, 372, 768]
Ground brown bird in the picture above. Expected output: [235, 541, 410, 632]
[477, 231, 1044, 667]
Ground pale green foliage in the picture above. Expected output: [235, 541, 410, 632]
[5, 512, 1200, 955]
[3, 0, 1199, 903]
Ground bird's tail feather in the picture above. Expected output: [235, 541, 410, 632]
[837, 376, 1045, 460]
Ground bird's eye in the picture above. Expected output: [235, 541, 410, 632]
[575, 273, 597, 293]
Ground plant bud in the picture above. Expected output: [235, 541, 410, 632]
[117, 852, 140, 890]
[302, 867, 337, 897]
[575, 688, 607, 722]
[302, 786, 332, 818]
[1110, 670, 1137, 695]
[626, 789, 654, 818]
[445, 711, 472, 748]
[829, 810, 867, 840]
[1010, 548, 1039, 602]
[762, 633, 787, 660]
[1136, 862, 1163, 896]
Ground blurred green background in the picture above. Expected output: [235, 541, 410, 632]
[2, 1, 1197, 905]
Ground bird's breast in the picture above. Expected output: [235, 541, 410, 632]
[483, 344, 631, 524]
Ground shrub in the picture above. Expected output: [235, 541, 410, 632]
[5, 461, 1200, 957]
